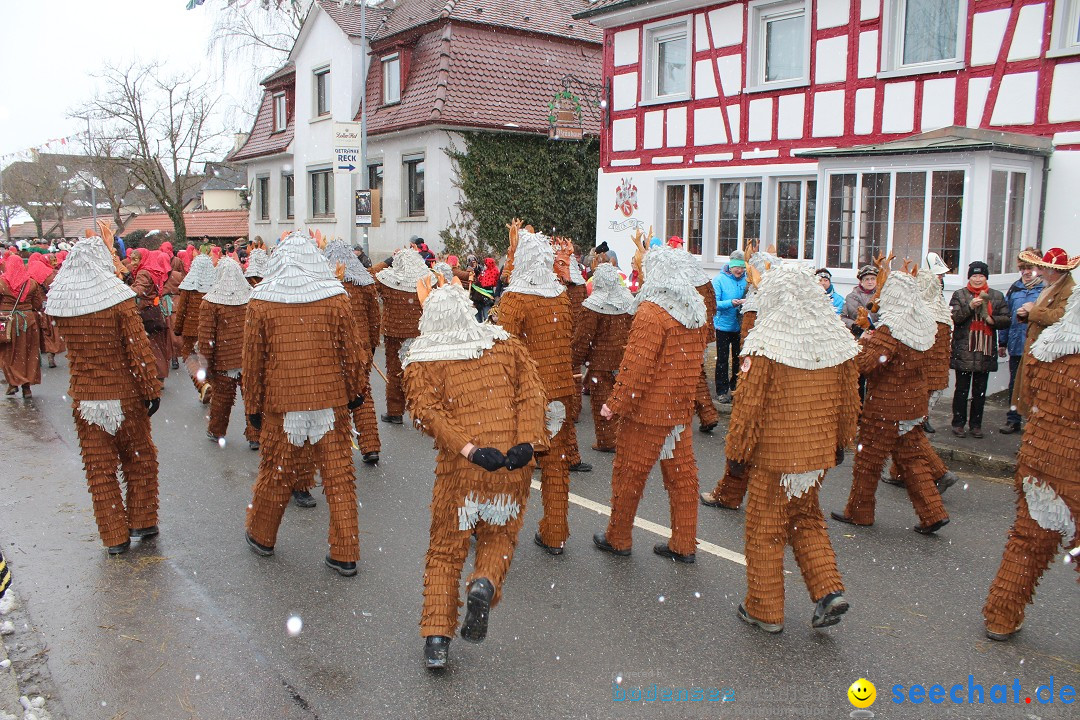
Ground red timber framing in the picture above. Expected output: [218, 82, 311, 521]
[599, 0, 1080, 171]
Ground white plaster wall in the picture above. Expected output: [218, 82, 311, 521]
[716, 55, 742, 95]
[613, 72, 639, 111]
[854, 87, 875, 134]
[612, 118, 637, 151]
[812, 89, 845, 137]
[667, 107, 688, 147]
[748, 97, 773, 142]
[857, 30, 878, 78]
[709, 4, 742, 47]
[1041, 150, 1080, 258]
[990, 72, 1038, 126]
[246, 156, 293, 245]
[201, 189, 244, 211]
[694, 107, 727, 145]
[777, 93, 805, 140]
[970, 9, 1010, 66]
[1048, 62, 1080, 123]
[816, 0, 850, 29]
[695, 61, 718, 98]
[815, 35, 848, 84]
[966, 76, 992, 127]
[1007, 3, 1045, 61]
[613, 29, 639, 66]
[921, 77, 956, 131]
[882, 81, 915, 133]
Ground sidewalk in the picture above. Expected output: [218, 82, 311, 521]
[712, 391, 1018, 479]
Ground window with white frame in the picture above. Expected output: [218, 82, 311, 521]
[273, 93, 287, 132]
[282, 173, 294, 220]
[368, 163, 383, 219]
[774, 178, 816, 260]
[1051, 0, 1080, 54]
[382, 54, 401, 104]
[885, 0, 965, 71]
[643, 19, 690, 101]
[314, 66, 330, 117]
[403, 154, 425, 217]
[987, 170, 1027, 274]
[716, 180, 762, 258]
[825, 168, 964, 271]
[310, 169, 334, 218]
[663, 183, 704, 255]
[748, 0, 809, 87]
[256, 175, 270, 221]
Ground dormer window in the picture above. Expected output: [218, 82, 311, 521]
[273, 92, 287, 132]
[382, 54, 401, 104]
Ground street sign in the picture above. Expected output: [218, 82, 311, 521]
[333, 122, 362, 175]
[355, 189, 380, 227]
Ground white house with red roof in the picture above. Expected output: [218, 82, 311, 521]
[576, 0, 1080, 291]
[230, 0, 602, 259]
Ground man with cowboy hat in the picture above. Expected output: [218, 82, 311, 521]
[1012, 247, 1078, 415]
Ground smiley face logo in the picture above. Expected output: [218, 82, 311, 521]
[848, 678, 876, 708]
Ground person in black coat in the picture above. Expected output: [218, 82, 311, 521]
[949, 261, 1010, 438]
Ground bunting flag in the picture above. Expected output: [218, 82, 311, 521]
[0, 131, 89, 163]
[185, 0, 207, 9]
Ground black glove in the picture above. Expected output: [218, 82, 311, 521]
[468, 447, 507, 472]
[347, 394, 365, 410]
[835, 446, 846, 466]
[248, 413, 262, 431]
[145, 398, 160, 417]
[729, 460, 748, 478]
[505, 443, 534, 470]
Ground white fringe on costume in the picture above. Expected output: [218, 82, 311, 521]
[178, 255, 217, 292]
[78, 400, 125, 436]
[545, 400, 566, 439]
[203, 258, 251, 306]
[284, 408, 336, 446]
[251, 232, 345, 304]
[505, 230, 565, 298]
[1030, 290, 1080, 363]
[375, 247, 433, 292]
[781, 469, 824, 500]
[1022, 476, 1076, 542]
[322, 239, 374, 286]
[403, 285, 510, 367]
[458, 492, 522, 530]
[46, 238, 136, 317]
[876, 272, 937, 351]
[583, 264, 634, 315]
[659, 424, 685, 460]
[634, 247, 706, 329]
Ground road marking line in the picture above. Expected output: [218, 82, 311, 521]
[530, 480, 747, 566]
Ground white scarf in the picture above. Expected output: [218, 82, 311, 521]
[402, 285, 510, 367]
[741, 263, 859, 370]
[582, 264, 634, 315]
[250, 232, 345, 304]
[1030, 288, 1080, 362]
[505, 231, 565, 299]
[633, 246, 706, 329]
[323, 239, 374, 287]
[203, 257, 252, 306]
[45, 237, 136, 317]
[178, 255, 217, 292]
[876, 272, 937, 351]
[376, 247, 432, 292]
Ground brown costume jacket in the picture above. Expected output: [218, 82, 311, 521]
[856, 326, 929, 422]
[571, 308, 632, 373]
[496, 291, 576, 402]
[376, 282, 422, 339]
[173, 290, 205, 339]
[198, 302, 246, 372]
[346, 283, 381, 350]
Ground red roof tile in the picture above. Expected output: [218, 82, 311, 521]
[122, 210, 249, 239]
[372, 0, 602, 45]
[361, 22, 602, 135]
[8, 215, 132, 239]
[229, 82, 295, 163]
[317, 0, 393, 37]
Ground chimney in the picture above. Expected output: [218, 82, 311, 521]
[233, 132, 250, 153]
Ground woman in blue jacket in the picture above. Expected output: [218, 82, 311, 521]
[711, 252, 748, 403]
[816, 268, 844, 314]
[998, 255, 1043, 433]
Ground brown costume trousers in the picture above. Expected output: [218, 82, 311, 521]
[207, 374, 258, 442]
[744, 467, 843, 625]
[710, 460, 748, 508]
[384, 336, 407, 417]
[694, 367, 719, 427]
[537, 413, 573, 547]
[352, 386, 381, 454]
[843, 420, 948, 527]
[421, 468, 530, 638]
[588, 371, 618, 449]
[983, 473, 1078, 634]
[179, 337, 210, 397]
[606, 418, 699, 556]
[246, 408, 360, 562]
[73, 399, 159, 547]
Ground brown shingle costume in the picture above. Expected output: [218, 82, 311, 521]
[836, 272, 948, 532]
[1013, 269, 1074, 415]
[497, 229, 576, 550]
[598, 247, 708, 558]
[46, 237, 162, 552]
[173, 254, 216, 400]
[693, 279, 720, 429]
[984, 291, 1080, 639]
[198, 258, 257, 444]
[244, 233, 370, 567]
[375, 248, 430, 419]
[725, 264, 860, 630]
[403, 284, 547, 659]
[553, 238, 587, 467]
[324, 239, 382, 457]
[571, 264, 633, 451]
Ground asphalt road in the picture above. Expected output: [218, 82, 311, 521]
[0, 351, 1076, 720]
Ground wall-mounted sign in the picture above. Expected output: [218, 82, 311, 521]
[355, 189, 380, 227]
[548, 90, 583, 141]
[334, 122, 362, 174]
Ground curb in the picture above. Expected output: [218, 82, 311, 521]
[0, 633, 21, 719]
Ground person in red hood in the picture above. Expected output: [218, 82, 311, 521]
[28, 254, 65, 367]
[1, 254, 45, 396]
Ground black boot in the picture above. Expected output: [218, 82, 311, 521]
[460, 578, 494, 643]
[362, 451, 380, 465]
[380, 414, 403, 425]
[424, 636, 450, 669]
[568, 461, 593, 472]
[324, 554, 357, 577]
[107, 540, 131, 556]
[592, 531, 631, 556]
[922, 419, 935, 434]
[653, 542, 695, 563]
[811, 591, 849, 628]
[292, 490, 316, 508]
[129, 525, 159, 540]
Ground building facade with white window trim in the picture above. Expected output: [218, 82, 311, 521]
[577, 0, 1080, 299]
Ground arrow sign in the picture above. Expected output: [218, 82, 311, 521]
[334, 122, 362, 175]
[338, 164, 356, 172]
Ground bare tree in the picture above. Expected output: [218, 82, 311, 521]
[209, 0, 311, 59]
[1, 158, 70, 238]
[66, 125, 140, 233]
[82, 61, 226, 245]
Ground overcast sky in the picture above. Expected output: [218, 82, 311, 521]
[0, 0, 267, 159]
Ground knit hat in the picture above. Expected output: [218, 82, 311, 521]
[582, 263, 634, 315]
[322, 239, 374, 286]
[742, 263, 858, 370]
[45, 237, 136, 317]
[376, 246, 433, 292]
[250, 231, 345, 304]
[1030, 288, 1080, 362]
[967, 260, 990, 278]
[857, 264, 879, 279]
[244, 248, 269, 279]
[402, 284, 510, 367]
[876, 272, 937, 351]
[202, 257, 251, 306]
[505, 230, 565, 299]
[634, 246, 706, 329]
[178, 254, 216, 292]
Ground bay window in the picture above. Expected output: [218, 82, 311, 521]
[774, 178, 816, 260]
[987, 170, 1027, 275]
[717, 180, 761, 258]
